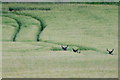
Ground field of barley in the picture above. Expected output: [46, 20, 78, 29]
[2, 2, 118, 78]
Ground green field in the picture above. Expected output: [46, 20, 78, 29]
[2, 3, 118, 78]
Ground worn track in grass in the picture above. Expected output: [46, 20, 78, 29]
[3, 14, 22, 41]
[12, 11, 47, 41]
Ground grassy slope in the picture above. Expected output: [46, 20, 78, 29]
[14, 4, 118, 52]
[2, 3, 118, 78]
[40, 4, 118, 52]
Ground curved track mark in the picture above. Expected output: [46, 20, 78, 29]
[12, 12, 47, 41]
[3, 14, 22, 42]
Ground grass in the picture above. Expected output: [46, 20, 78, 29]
[2, 3, 118, 78]
[8, 7, 51, 11]
[2, 16, 18, 41]
[2, 42, 118, 78]
[50, 47, 63, 51]
[10, 11, 47, 41]
[3, 12, 41, 41]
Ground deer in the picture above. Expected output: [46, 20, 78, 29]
[72, 48, 78, 53]
[72, 48, 81, 53]
[61, 45, 68, 51]
[107, 49, 114, 55]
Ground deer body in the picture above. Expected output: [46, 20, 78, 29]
[61, 45, 68, 51]
[107, 49, 114, 55]
[72, 48, 78, 53]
